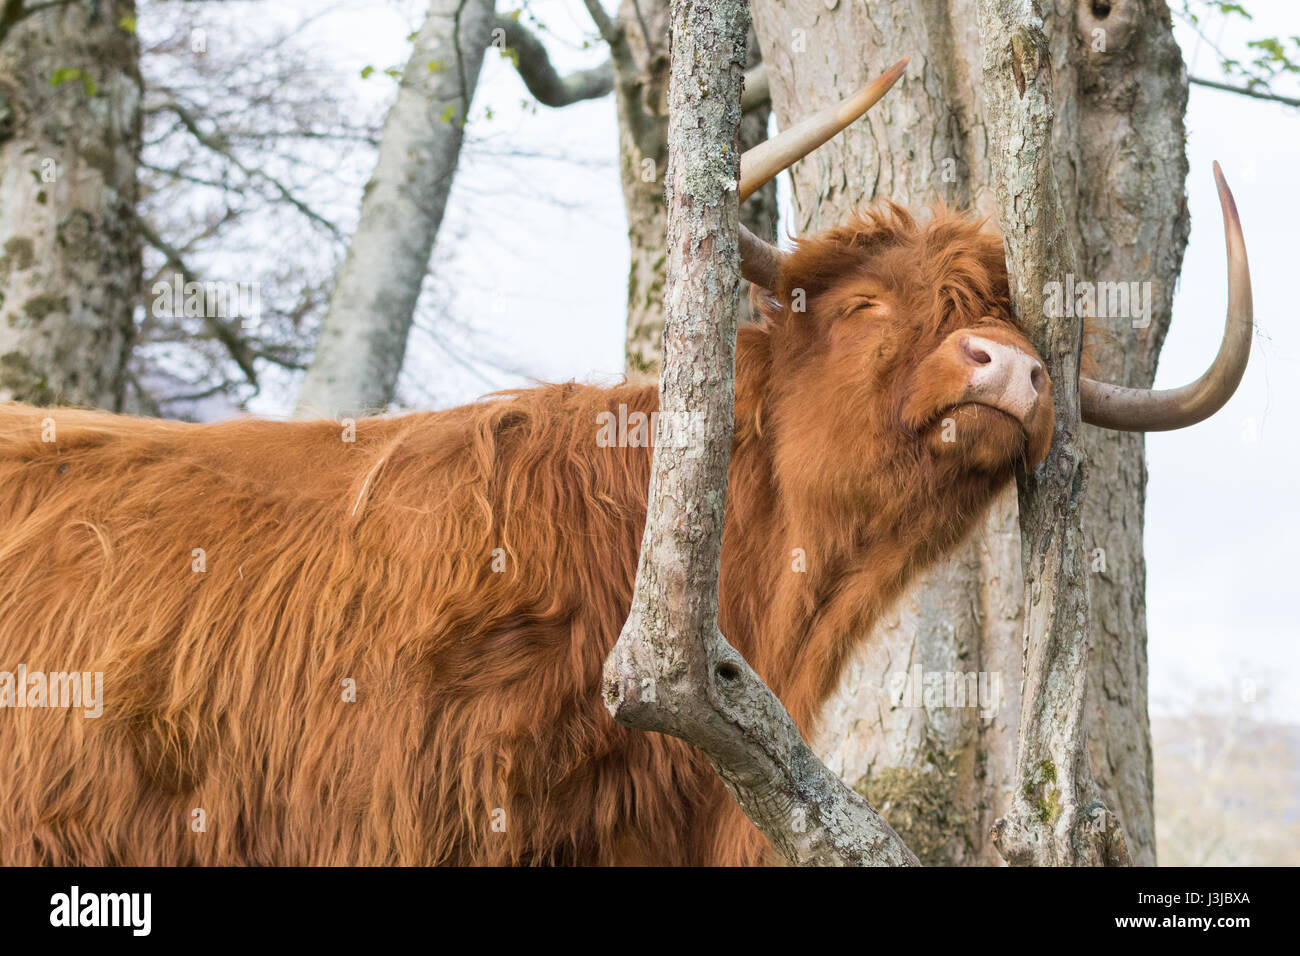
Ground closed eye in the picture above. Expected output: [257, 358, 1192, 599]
[848, 296, 887, 317]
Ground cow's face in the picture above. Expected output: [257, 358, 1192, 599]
[761, 205, 1053, 501]
[740, 75, 1249, 465]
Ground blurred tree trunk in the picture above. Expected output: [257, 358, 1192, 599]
[295, 0, 496, 419]
[750, 0, 1188, 865]
[612, 0, 774, 373]
[0, 0, 141, 410]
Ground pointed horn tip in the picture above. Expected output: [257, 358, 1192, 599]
[878, 57, 909, 88]
[1212, 161, 1243, 232]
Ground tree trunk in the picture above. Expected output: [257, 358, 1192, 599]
[603, 0, 916, 866]
[749, 0, 1187, 865]
[0, 0, 141, 410]
[613, 0, 774, 374]
[295, 0, 496, 419]
[978, 0, 1127, 865]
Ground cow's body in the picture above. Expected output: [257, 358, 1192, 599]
[0, 207, 1044, 865]
[0, 350, 1002, 865]
[0, 382, 723, 864]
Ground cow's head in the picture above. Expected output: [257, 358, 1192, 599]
[759, 204, 1054, 483]
[737, 61, 1252, 503]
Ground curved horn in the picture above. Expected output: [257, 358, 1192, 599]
[739, 223, 786, 291]
[1081, 163, 1253, 431]
[737, 57, 908, 289]
[738, 57, 908, 203]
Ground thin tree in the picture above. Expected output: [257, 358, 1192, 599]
[294, 0, 497, 418]
[295, 1, 617, 419]
[977, 0, 1128, 865]
[603, 0, 916, 866]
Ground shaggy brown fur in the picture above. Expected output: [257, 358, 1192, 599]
[0, 205, 1052, 865]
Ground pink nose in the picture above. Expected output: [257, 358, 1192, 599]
[960, 334, 1045, 425]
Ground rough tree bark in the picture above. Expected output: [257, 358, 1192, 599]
[977, 0, 1129, 866]
[603, 0, 916, 867]
[749, 0, 1187, 864]
[0, 0, 141, 410]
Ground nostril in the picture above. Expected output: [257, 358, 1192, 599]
[1030, 363, 1045, 392]
[961, 336, 993, 366]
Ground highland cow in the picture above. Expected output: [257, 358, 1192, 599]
[0, 67, 1251, 865]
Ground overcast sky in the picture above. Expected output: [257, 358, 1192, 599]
[267, 0, 1299, 721]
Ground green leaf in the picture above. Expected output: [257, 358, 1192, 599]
[1214, 2, 1253, 20]
[360, 65, 375, 79]
[118, 15, 137, 33]
[428, 59, 443, 73]
[50, 67, 82, 87]
[50, 68, 95, 97]
[439, 104, 457, 123]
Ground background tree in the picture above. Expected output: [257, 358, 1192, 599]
[295, 0, 625, 418]
[0, 0, 141, 410]
[1153, 680, 1300, 865]
[133, 0, 602, 419]
[592, 0, 776, 372]
[294, 0, 498, 418]
[133, 0, 370, 418]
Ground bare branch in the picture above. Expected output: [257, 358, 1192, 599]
[139, 218, 262, 388]
[580, 0, 621, 46]
[493, 15, 613, 107]
[1190, 75, 1300, 108]
[148, 99, 344, 240]
[601, 0, 918, 868]
[581, 0, 662, 157]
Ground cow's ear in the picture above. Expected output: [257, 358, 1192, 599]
[749, 285, 783, 321]
[776, 241, 864, 316]
[975, 230, 1011, 295]
[1080, 316, 1116, 378]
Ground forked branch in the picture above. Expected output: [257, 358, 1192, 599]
[601, 0, 917, 867]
